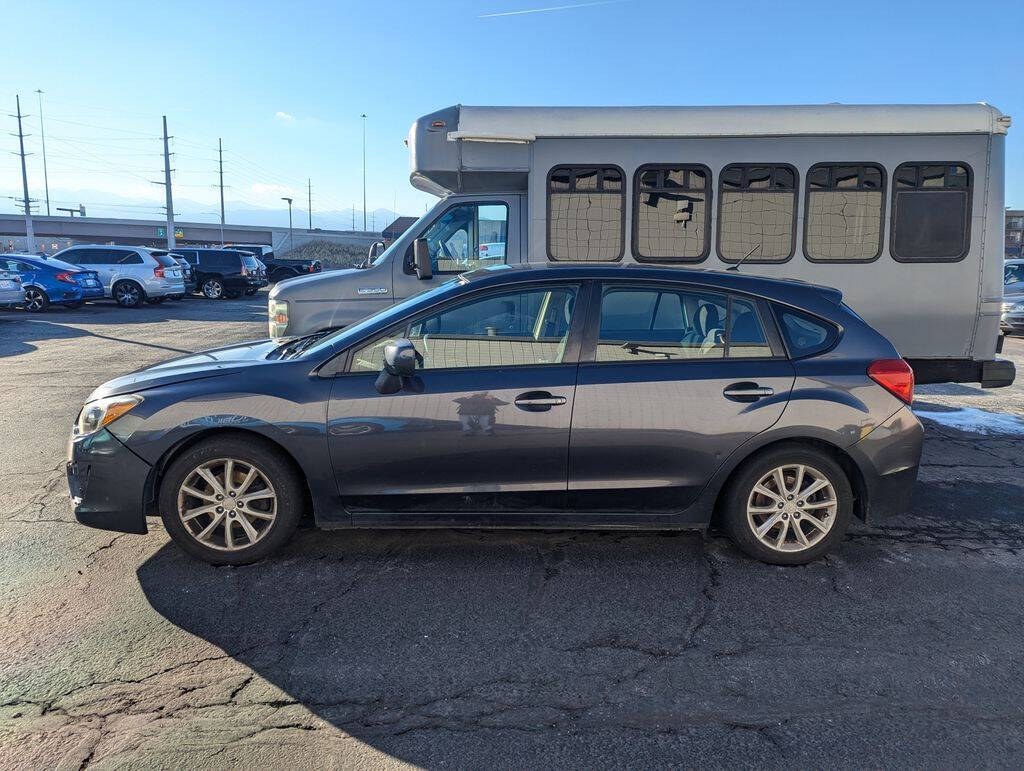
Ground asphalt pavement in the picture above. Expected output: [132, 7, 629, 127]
[1, 295, 1023, 768]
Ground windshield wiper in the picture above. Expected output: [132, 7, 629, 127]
[270, 331, 328, 360]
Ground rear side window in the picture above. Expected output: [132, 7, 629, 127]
[65, 248, 99, 265]
[772, 306, 839, 358]
[547, 166, 624, 261]
[890, 163, 971, 262]
[153, 253, 179, 268]
[595, 286, 772, 362]
[115, 251, 144, 265]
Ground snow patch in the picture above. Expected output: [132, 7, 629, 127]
[914, 406, 1024, 436]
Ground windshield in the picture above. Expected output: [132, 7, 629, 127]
[299, 278, 463, 357]
[242, 255, 260, 269]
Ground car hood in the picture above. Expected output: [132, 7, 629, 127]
[87, 339, 281, 401]
[268, 267, 364, 299]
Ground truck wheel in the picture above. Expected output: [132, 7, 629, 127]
[23, 287, 50, 312]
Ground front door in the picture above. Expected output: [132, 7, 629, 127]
[392, 198, 518, 303]
[568, 281, 795, 514]
[328, 281, 585, 517]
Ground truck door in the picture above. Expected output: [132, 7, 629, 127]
[392, 196, 520, 302]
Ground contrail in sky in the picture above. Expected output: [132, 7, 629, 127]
[479, 0, 629, 18]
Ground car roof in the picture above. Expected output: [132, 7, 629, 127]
[456, 263, 843, 309]
[5, 253, 82, 271]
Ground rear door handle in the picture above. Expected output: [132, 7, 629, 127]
[723, 382, 774, 402]
[514, 391, 567, 411]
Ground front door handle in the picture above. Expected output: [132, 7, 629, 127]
[723, 382, 774, 402]
[514, 391, 567, 412]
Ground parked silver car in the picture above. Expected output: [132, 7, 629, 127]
[0, 268, 21, 306]
[53, 245, 185, 308]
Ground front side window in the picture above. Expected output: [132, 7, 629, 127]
[412, 203, 508, 274]
[351, 285, 580, 372]
[547, 166, 624, 261]
[804, 164, 885, 261]
[717, 164, 797, 263]
[595, 285, 772, 362]
[891, 163, 971, 262]
[633, 165, 711, 262]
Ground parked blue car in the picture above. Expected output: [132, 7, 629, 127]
[0, 253, 105, 311]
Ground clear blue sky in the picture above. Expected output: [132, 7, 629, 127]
[2, 0, 1022, 223]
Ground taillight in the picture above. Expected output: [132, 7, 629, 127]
[153, 267, 165, 279]
[867, 359, 914, 404]
[54, 272, 77, 284]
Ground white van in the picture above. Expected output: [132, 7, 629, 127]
[268, 103, 1014, 387]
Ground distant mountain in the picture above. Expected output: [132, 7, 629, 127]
[0, 185, 407, 232]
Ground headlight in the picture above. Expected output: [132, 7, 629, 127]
[268, 298, 289, 338]
[76, 394, 143, 437]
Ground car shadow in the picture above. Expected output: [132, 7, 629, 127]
[136, 527, 711, 763]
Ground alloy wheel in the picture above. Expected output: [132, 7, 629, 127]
[115, 283, 140, 306]
[176, 458, 278, 551]
[203, 280, 223, 299]
[24, 288, 46, 311]
[746, 463, 837, 553]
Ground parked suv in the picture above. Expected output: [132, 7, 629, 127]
[167, 253, 197, 296]
[68, 264, 923, 567]
[227, 244, 321, 283]
[0, 253, 104, 311]
[53, 245, 185, 308]
[172, 248, 267, 299]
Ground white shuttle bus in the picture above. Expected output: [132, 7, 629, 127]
[268, 103, 1014, 386]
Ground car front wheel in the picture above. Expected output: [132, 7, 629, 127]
[113, 281, 144, 308]
[721, 446, 853, 565]
[159, 437, 303, 565]
[23, 287, 50, 312]
[202, 278, 224, 299]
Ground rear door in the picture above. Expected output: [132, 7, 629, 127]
[568, 281, 795, 513]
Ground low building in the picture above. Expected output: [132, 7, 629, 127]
[1008, 210, 1023, 258]
[381, 216, 418, 243]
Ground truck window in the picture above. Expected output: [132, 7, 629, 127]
[891, 163, 971, 262]
[414, 203, 508, 274]
[633, 165, 710, 263]
[717, 164, 797, 263]
[547, 166, 624, 262]
[804, 164, 885, 262]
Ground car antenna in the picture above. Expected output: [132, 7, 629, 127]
[727, 243, 761, 272]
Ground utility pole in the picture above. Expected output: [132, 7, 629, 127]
[35, 90, 50, 216]
[218, 137, 225, 245]
[281, 197, 294, 251]
[13, 95, 35, 252]
[161, 115, 175, 249]
[307, 178, 312, 230]
[351, 204, 355, 231]
[361, 113, 367, 231]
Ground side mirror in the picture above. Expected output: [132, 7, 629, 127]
[375, 338, 421, 394]
[368, 241, 385, 260]
[413, 238, 432, 280]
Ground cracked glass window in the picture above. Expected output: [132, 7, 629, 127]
[891, 163, 971, 261]
[548, 166, 623, 261]
[718, 165, 796, 262]
[634, 166, 709, 262]
[805, 164, 884, 261]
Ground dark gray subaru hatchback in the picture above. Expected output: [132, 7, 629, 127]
[68, 265, 923, 566]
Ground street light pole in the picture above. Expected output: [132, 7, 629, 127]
[35, 90, 50, 216]
[281, 197, 294, 251]
[361, 113, 367, 231]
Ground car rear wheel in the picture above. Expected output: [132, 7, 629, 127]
[202, 278, 224, 299]
[113, 281, 144, 308]
[23, 287, 50, 312]
[159, 437, 304, 565]
[721, 446, 852, 565]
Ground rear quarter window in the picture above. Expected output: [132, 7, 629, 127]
[772, 305, 839, 358]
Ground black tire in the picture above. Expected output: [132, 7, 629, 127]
[202, 278, 224, 299]
[159, 436, 304, 566]
[113, 280, 144, 308]
[720, 445, 853, 566]
[23, 286, 50, 312]
[63, 300, 85, 309]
